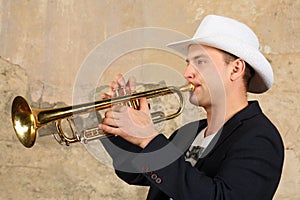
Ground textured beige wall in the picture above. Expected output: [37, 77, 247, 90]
[1, 0, 299, 199]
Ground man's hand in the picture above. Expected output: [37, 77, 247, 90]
[99, 74, 159, 148]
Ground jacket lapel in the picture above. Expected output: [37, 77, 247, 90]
[195, 101, 262, 168]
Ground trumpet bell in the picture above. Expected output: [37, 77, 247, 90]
[11, 96, 37, 148]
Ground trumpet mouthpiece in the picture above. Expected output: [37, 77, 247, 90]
[179, 83, 195, 93]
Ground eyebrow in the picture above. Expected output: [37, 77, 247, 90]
[185, 54, 209, 63]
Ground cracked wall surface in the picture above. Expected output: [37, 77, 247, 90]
[0, 0, 299, 199]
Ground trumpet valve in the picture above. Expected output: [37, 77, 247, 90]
[81, 127, 108, 143]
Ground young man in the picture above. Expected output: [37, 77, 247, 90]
[99, 15, 284, 199]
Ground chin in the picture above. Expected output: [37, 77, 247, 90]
[189, 94, 200, 106]
[188, 91, 210, 108]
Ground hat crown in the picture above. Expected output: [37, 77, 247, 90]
[193, 15, 259, 50]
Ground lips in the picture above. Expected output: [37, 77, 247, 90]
[188, 82, 201, 95]
[191, 82, 201, 88]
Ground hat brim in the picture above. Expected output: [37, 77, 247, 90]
[167, 36, 273, 93]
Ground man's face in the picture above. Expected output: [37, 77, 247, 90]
[184, 44, 228, 108]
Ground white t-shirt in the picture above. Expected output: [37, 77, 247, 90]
[185, 127, 217, 166]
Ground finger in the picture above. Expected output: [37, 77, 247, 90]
[99, 124, 121, 136]
[104, 109, 115, 119]
[110, 81, 118, 97]
[127, 76, 137, 91]
[110, 80, 118, 90]
[102, 117, 118, 127]
[101, 93, 111, 100]
[138, 97, 150, 112]
[116, 74, 132, 96]
[116, 74, 126, 88]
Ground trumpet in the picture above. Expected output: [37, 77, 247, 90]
[11, 84, 194, 148]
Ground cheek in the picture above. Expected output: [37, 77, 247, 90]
[201, 66, 222, 84]
[202, 70, 228, 99]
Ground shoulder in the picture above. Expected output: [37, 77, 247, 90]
[226, 108, 284, 160]
[216, 101, 284, 157]
[239, 104, 282, 144]
[229, 101, 282, 142]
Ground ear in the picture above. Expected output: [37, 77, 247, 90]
[230, 59, 246, 81]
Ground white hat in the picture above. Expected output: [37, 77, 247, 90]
[167, 15, 273, 93]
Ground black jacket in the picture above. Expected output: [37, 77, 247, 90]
[102, 101, 284, 200]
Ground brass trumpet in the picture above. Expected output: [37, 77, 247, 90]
[11, 84, 194, 148]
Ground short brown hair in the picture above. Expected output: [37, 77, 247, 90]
[221, 50, 255, 91]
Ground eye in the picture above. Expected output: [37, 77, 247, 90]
[197, 59, 207, 65]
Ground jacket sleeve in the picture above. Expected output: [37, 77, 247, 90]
[100, 136, 151, 186]
[132, 127, 284, 200]
[99, 121, 200, 187]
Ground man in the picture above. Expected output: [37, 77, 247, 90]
[99, 15, 284, 199]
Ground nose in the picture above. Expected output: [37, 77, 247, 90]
[184, 63, 196, 82]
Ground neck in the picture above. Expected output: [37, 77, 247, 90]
[204, 93, 248, 137]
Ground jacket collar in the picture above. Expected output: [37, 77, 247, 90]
[196, 101, 263, 159]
